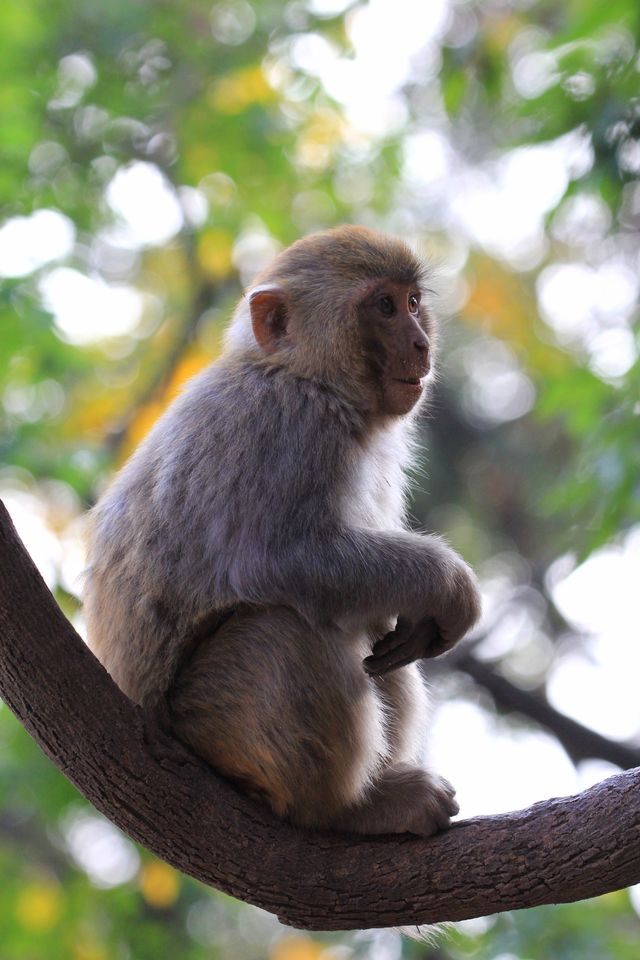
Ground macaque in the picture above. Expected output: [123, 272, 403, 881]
[84, 225, 481, 836]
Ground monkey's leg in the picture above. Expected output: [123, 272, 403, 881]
[337, 664, 459, 835]
[169, 606, 456, 835]
[372, 661, 430, 766]
[169, 605, 388, 828]
[324, 655, 459, 835]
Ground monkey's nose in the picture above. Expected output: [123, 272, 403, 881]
[413, 336, 431, 376]
[413, 334, 430, 358]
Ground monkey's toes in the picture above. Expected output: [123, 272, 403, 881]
[419, 776, 459, 834]
[399, 773, 460, 836]
[438, 776, 458, 806]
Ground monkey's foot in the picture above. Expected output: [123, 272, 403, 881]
[405, 772, 459, 837]
[332, 763, 459, 837]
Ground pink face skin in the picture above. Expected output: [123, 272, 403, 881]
[361, 280, 432, 417]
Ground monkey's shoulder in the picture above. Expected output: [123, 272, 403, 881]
[113, 361, 355, 510]
[165, 358, 363, 452]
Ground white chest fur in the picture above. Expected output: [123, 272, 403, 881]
[342, 419, 414, 532]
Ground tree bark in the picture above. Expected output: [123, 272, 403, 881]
[0, 498, 639, 931]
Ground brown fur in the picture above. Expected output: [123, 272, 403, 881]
[84, 226, 481, 835]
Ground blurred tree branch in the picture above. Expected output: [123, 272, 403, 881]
[104, 273, 217, 459]
[0, 812, 69, 880]
[1, 499, 640, 931]
[454, 651, 640, 770]
[104, 220, 238, 463]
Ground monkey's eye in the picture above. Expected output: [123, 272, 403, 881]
[378, 295, 395, 317]
[408, 294, 420, 314]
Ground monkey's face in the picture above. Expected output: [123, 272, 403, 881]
[358, 280, 432, 418]
[245, 227, 434, 417]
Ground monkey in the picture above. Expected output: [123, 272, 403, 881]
[83, 225, 481, 836]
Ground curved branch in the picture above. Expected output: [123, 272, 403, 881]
[0, 498, 639, 931]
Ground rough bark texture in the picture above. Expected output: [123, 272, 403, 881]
[0, 498, 639, 931]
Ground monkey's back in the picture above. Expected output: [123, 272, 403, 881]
[84, 357, 379, 704]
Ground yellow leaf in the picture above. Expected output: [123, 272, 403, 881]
[183, 141, 220, 182]
[64, 388, 127, 440]
[15, 882, 63, 931]
[139, 860, 180, 909]
[73, 941, 109, 960]
[462, 256, 570, 377]
[209, 66, 274, 114]
[198, 229, 234, 279]
[122, 399, 166, 456]
[270, 935, 327, 960]
[484, 12, 521, 53]
[166, 351, 211, 402]
[296, 108, 346, 170]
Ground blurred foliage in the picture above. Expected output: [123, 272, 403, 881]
[0, 0, 639, 956]
[437, 0, 640, 552]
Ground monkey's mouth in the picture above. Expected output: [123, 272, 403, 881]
[393, 377, 422, 387]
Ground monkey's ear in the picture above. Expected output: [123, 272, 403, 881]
[247, 284, 289, 354]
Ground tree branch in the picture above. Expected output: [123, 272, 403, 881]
[454, 651, 640, 770]
[103, 276, 234, 461]
[103, 207, 237, 464]
[0, 497, 639, 931]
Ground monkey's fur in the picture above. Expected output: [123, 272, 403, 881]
[84, 226, 481, 836]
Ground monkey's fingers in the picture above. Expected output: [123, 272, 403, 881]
[369, 618, 413, 658]
[419, 626, 449, 658]
[363, 640, 420, 675]
[411, 618, 446, 658]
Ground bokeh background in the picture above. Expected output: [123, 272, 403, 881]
[1, 0, 639, 957]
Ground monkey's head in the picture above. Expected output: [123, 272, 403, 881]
[229, 225, 435, 419]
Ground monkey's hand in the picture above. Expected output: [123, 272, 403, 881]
[363, 615, 445, 675]
[364, 560, 481, 675]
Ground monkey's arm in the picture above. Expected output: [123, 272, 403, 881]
[219, 372, 481, 651]
[234, 525, 481, 654]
